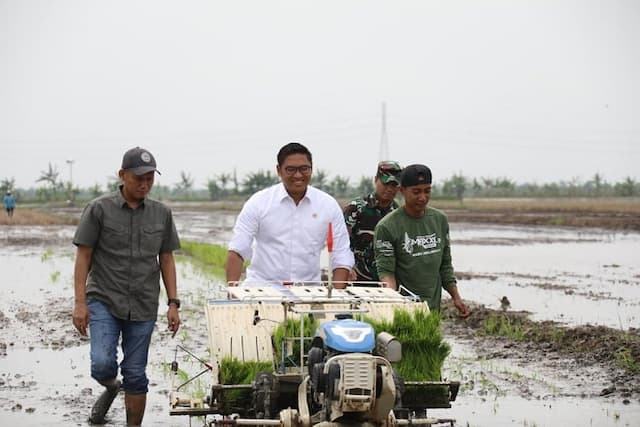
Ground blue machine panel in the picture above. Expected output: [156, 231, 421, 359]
[319, 319, 375, 353]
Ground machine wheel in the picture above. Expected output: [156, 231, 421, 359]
[253, 372, 276, 418]
[392, 368, 405, 410]
[326, 362, 341, 402]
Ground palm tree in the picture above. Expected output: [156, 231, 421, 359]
[106, 175, 120, 192]
[207, 179, 222, 201]
[614, 177, 636, 197]
[590, 173, 604, 196]
[90, 183, 103, 198]
[243, 170, 279, 194]
[311, 169, 329, 191]
[356, 176, 374, 196]
[175, 171, 194, 199]
[494, 177, 516, 196]
[216, 172, 232, 197]
[1, 177, 15, 194]
[36, 163, 61, 201]
[443, 173, 467, 201]
[232, 168, 240, 196]
[330, 175, 350, 197]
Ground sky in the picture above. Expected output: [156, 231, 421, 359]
[1, 0, 638, 190]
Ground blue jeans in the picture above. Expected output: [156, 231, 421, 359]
[88, 299, 156, 394]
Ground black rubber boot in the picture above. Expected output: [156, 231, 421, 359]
[89, 379, 121, 424]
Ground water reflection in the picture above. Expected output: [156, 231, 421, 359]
[451, 223, 640, 329]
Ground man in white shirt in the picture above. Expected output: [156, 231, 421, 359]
[226, 142, 354, 284]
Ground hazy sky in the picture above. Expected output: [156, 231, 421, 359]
[1, 0, 638, 190]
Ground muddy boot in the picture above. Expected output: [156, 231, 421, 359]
[89, 379, 121, 424]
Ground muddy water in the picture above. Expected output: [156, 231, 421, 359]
[453, 223, 640, 330]
[0, 209, 638, 426]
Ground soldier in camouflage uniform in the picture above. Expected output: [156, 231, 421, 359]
[343, 161, 402, 281]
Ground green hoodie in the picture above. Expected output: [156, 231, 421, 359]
[374, 206, 456, 311]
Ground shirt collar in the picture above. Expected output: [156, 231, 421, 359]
[276, 182, 311, 204]
[116, 185, 145, 209]
[365, 192, 397, 209]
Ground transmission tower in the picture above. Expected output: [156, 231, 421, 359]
[378, 102, 389, 161]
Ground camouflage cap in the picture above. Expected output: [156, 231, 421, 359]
[376, 160, 402, 185]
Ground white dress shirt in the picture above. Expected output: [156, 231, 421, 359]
[228, 183, 354, 282]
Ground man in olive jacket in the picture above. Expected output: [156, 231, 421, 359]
[72, 147, 181, 425]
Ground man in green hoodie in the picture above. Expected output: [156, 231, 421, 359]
[374, 164, 470, 317]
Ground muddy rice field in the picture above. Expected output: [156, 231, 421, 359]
[0, 202, 638, 426]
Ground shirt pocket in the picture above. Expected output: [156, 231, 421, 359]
[102, 220, 129, 253]
[141, 223, 165, 256]
[301, 219, 328, 256]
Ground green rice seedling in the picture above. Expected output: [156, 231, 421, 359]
[179, 328, 190, 343]
[176, 367, 190, 384]
[41, 249, 54, 262]
[219, 357, 274, 384]
[218, 357, 274, 412]
[483, 314, 525, 341]
[272, 316, 319, 366]
[366, 309, 450, 381]
[50, 270, 60, 283]
[615, 347, 640, 373]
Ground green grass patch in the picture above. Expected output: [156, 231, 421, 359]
[365, 309, 450, 381]
[483, 314, 526, 341]
[474, 310, 640, 375]
[547, 216, 566, 226]
[615, 347, 640, 374]
[177, 240, 228, 277]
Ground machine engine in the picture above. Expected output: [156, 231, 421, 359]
[170, 283, 459, 426]
[307, 317, 399, 424]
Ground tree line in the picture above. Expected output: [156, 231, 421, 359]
[1, 166, 638, 204]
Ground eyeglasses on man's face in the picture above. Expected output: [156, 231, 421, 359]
[283, 165, 312, 176]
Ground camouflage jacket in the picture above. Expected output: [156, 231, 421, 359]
[343, 193, 399, 281]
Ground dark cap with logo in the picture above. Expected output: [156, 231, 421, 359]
[376, 160, 402, 185]
[400, 164, 432, 187]
[121, 147, 161, 175]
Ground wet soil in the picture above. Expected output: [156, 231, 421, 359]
[1, 203, 639, 425]
[440, 300, 640, 402]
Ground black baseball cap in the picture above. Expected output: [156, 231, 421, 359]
[121, 147, 161, 175]
[400, 164, 432, 187]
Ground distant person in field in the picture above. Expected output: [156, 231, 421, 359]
[343, 161, 402, 282]
[374, 164, 470, 317]
[72, 147, 181, 425]
[226, 142, 354, 284]
[3, 190, 16, 218]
